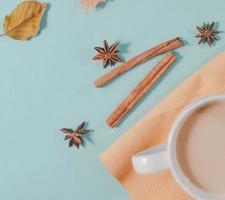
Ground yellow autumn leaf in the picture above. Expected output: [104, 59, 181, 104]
[2, 0, 46, 40]
[80, 0, 105, 11]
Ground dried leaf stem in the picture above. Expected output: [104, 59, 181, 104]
[0, 14, 36, 37]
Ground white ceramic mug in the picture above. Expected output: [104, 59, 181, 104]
[132, 94, 225, 200]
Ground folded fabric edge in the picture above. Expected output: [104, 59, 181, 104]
[99, 50, 225, 195]
[100, 154, 133, 199]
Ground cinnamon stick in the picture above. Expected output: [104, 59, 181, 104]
[95, 37, 183, 88]
[107, 52, 176, 128]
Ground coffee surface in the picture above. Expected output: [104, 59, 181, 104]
[177, 102, 225, 194]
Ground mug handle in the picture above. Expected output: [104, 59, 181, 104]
[132, 144, 169, 174]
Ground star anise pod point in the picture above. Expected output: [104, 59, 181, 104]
[59, 121, 90, 149]
[93, 40, 122, 68]
[195, 21, 220, 47]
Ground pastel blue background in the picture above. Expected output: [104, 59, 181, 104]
[0, 0, 225, 199]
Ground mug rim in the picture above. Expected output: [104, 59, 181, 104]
[168, 94, 225, 200]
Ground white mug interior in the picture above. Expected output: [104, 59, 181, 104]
[169, 94, 225, 200]
[132, 94, 225, 200]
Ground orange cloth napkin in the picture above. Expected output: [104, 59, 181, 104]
[101, 51, 225, 200]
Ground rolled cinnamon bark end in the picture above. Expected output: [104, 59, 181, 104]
[95, 37, 183, 88]
[107, 51, 177, 128]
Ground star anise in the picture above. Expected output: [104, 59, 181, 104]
[59, 121, 90, 149]
[195, 22, 220, 46]
[93, 40, 122, 68]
